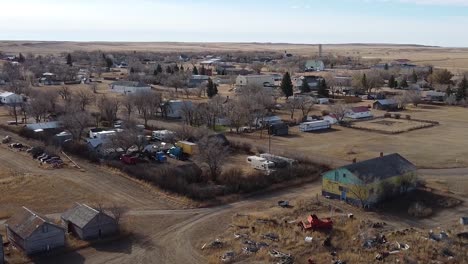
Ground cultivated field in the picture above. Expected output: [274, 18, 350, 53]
[1, 41, 468, 72]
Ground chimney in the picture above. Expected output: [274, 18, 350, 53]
[352, 158, 357, 164]
[380, 152, 384, 158]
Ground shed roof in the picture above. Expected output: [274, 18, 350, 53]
[0, 92, 15, 97]
[26, 121, 61, 131]
[341, 153, 416, 183]
[61, 203, 112, 229]
[374, 99, 398, 105]
[6, 207, 60, 239]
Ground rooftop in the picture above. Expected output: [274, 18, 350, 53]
[6, 207, 60, 239]
[341, 153, 416, 183]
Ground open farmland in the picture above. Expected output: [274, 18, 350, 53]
[1, 41, 468, 72]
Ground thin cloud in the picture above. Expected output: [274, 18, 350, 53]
[371, 0, 468, 5]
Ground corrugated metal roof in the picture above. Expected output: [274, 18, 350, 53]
[6, 207, 60, 239]
[61, 203, 111, 229]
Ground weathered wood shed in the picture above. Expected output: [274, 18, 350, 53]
[5, 207, 65, 255]
[61, 203, 118, 240]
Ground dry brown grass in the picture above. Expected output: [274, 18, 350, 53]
[0, 174, 104, 219]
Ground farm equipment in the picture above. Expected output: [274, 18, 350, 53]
[298, 214, 333, 231]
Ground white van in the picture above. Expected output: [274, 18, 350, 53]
[247, 156, 275, 172]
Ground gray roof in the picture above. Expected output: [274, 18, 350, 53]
[6, 207, 61, 239]
[374, 99, 398, 105]
[342, 153, 416, 183]
[61, 203, 111, 229]
[26, 121, 61, 131]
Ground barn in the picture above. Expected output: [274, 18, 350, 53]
[61, 203, 118, 240]
[6, 207, 65, 255]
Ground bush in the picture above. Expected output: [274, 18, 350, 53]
[406, 115, 411, 120]
[230, 140, 253, 154]
[384, 113, 391, 118]
[394, 113, 401, 119]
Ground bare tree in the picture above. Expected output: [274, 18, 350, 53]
[99, 96, 120, 125]
[60, 103, 92, 141]
[285, 97, 301, 120]
[197, 136, 229, 181]
[323, 73, 338, 98]
[58, 86, 72, 103]
[90, 82, 98, 94]
[251, 62, 263, 74]
[104, 123, 145, 153]
[107, 203, 128, 226]
[133, 91, 162, 126]
[27, 92, 52, 123]
[75, 89, 95, 111]
[328, 101, 350, 122]
[122, 94, 136, 121]
[298, 97, 315, 119]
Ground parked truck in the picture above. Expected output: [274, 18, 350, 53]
[247, 156, 275, 172]
[175, 141, 198, 155]
[299, 120, 331, 132]
[260, 153, 296, 168]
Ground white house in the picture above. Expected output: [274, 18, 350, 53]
[109, 81, 151, 94]
[346, 106, 373, 119]
[0, 92, 23, 104]
[236, 75, 276, 88]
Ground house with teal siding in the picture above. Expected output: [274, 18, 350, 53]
[322, 153, 417, 207]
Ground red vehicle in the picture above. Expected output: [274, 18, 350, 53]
[298, 214, 333, 231]
[120, 154, 138, 165]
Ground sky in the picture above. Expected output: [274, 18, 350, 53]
[0, 0, 468, 47]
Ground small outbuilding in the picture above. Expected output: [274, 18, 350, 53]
[268, 123, 289, 136]
[61, 203, 118, 240]
[0, 92, 23, 105]
[6, 207, 65, 255]
[373, 99, 399, 111]
[346, 106, 373, 119]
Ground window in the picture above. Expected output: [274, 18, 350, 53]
[42, 225, 48, 233]
[343, 174, 347, 178]
[334, 171, 339, 181]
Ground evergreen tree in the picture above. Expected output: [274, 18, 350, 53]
[384, 63, 389, 70]
[130, 67, 135, 74]
[280, 72, 293, 98]
[222, 69, 226, 75]
[400, 79, 409, 88]
[361, 74, 368, 91]
[456, 76, 468, 101]
[18, 53, 25, 63]
[206, 78, 218, 98]
[156, 64, 163, 73]
[180, 65, 184, 71]
[153, 69, 159, 76]
[411, 70, 418, 83]
[192, 66, 199, 75]
[105, 57, 113, 69]
[166, 66, 173, 74]
[66, 53, 73, 66]
[173, 64, 179, 72]
[200, 65, 206, 75]
[318, 79, 329, 97]
[389, 75, 396, 88]
[300, 79, 311, 93]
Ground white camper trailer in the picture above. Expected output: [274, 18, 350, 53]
[152, 130, 175, 141]
[299, 120, 331, 132]
[247, 156, 275, 172]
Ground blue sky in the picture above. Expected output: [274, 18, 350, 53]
[0, 0, 467, 46]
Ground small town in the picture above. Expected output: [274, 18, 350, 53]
[0, 1, 467, 264]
